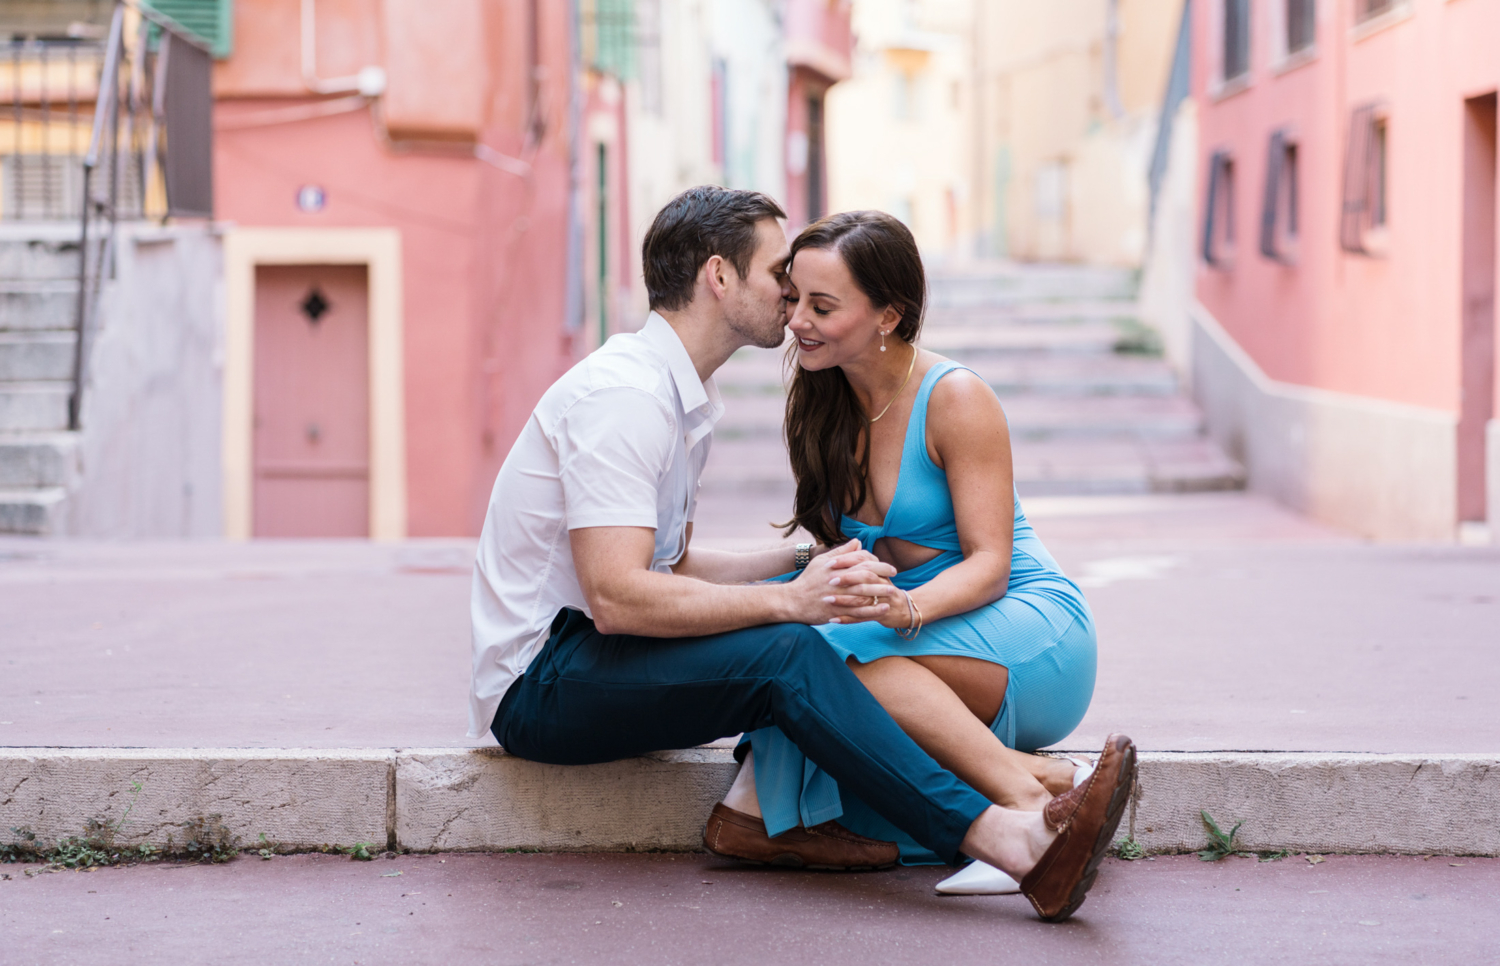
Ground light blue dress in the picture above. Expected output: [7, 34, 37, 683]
[744, 360, 1097, 864]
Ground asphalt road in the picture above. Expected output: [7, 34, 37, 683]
[3, 852, 1494, 965]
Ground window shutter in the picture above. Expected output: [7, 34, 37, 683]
[1202, 151, 1232, 266]
[586, 0, 636, 80]
[1260, 129, 1286, 261]
[1341, 105, 1376, 253]
[144, 0, 233, 59]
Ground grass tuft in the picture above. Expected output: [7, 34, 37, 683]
[1198, 810, 1244, 861]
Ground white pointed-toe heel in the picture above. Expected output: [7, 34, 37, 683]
[934, 757, 1099, 896]
[935, 859, 1021, 895]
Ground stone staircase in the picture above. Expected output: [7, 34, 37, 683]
[0, 228, 83, 535]
[702, 263, 1243, 501]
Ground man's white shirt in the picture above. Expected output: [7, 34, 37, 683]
[468, 313, 726, 737]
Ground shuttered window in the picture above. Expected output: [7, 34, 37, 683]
[1259, 129, 1298, 262]
[1202, 151, 1235, 266]
[583, 0, 635, 80]
[1286, 0, 1315, 54]
[143, 0, 233, 59]
[1223, 0, 1250, 82]
[1340, 105, 1388, 253]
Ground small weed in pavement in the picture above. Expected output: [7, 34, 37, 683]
[1115, 836, 1146, 861]
[1198, 810, 1244, 861]
[169, 815, 240, 864]
[344, 842, 376, 861]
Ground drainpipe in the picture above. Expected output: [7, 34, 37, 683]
[563, 0, 585, 334]
[301, 0, 386, 96]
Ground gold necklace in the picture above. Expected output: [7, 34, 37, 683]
[869, 345, 918, 423]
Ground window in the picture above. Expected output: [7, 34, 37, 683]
[583, 0, 636, 79]
[1286, 0, 1315, 55]
[1224, 0, 1251, 82]
[1202, 151, 1236, 266]
[1358, 0, 1394, 22]
[1340, 105, 1389, 253]
[1371, 118, 1388, 226]
[1259, 131, 1298, 262]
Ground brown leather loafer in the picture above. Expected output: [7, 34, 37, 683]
[1020, 732, 1137, 922]
[702, 803, 899, 871]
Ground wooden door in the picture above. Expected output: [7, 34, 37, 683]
[1459, 95, 1496, 524]
[253, 265, 371, 537]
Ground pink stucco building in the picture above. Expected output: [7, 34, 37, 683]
[1187, 0, 1498, 541]
[212, 0, 851, 541]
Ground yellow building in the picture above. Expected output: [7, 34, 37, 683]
[974, 0, 1183, 265]
[825, 0, 974, 259]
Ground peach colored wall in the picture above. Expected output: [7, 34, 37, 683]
[215, 0, 580, 536]
[1194, 0, 1500, 415]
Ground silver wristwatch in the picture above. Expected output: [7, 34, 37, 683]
[794, 542, 814, 570]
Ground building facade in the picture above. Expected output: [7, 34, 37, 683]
[1172, 0, 1499, 541]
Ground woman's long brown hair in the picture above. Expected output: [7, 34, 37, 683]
[780, 211, 926, 547]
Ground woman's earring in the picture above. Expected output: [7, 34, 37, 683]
[880, 329, 887, 352]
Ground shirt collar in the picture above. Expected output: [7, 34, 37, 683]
[640, 312, 725, 446]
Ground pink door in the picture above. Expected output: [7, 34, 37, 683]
[253, 265, 371, 537]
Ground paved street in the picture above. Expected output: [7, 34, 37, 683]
[3, 491, 1497, 752]
[3, 852, 1496, 965]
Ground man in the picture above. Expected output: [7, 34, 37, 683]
[469, 186, 1134, 921]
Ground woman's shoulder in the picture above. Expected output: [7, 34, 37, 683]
[923, 359, 1007, 452]
[924, 358, 998, 411]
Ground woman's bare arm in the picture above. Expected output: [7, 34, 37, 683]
[831, 369, 1014, 629]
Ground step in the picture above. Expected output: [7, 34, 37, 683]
[0, 330, 76, 381]
[700, 437, 1244, 498]
[715, 391, 1204, 442]
[0, 235, 82, 280]
[2, 748, 1494, 856]
[0, 382, 71, 431]
[715, 353, 1178, 397]
[924, 300, 1142, 326]
[928, 266, 1138, 306]
[0, 485, 67, 534]
[0, 280, 82, 331]
[0, 431, 80, 487]
[919, 321, 1123, 355]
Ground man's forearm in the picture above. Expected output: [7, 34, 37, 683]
[672, 543, 798, 584]
[591, 569, 798, 637]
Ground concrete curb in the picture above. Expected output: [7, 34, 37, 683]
[3, 749, 1496, 856]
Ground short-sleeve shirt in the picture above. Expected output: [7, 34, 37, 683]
[467, 313, 725, 737]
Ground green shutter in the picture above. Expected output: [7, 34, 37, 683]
[591, 0, 635, 80]
[144, 0, 233, 59]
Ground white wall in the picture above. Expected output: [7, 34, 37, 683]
[72, 225, 224, 537]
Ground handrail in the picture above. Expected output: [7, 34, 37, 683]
[66, 0, 210, 431]
[68, 3, 125, 431]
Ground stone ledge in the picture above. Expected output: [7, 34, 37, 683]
[2, 749, 1495, 856]
[0, 748, 392, 851]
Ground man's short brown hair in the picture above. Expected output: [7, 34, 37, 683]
[642, 186, 787, 312]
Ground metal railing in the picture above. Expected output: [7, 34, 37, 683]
[61, 0, 213, 429]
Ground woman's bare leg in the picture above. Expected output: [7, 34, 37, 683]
[910, 654, 1080, 797]
[851, 655, 1075, 808]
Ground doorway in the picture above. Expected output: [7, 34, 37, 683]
[252, 264, 371, 537]
[1459, 94, 1496, 527]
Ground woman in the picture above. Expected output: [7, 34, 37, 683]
[720, 211, 1099, 892]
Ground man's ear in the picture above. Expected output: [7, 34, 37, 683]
[702, 254, 730, 302]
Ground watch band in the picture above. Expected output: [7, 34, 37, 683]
[794, 542, 813, 570]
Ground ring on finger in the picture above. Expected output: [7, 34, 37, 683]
[867, 596, 878, 607]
